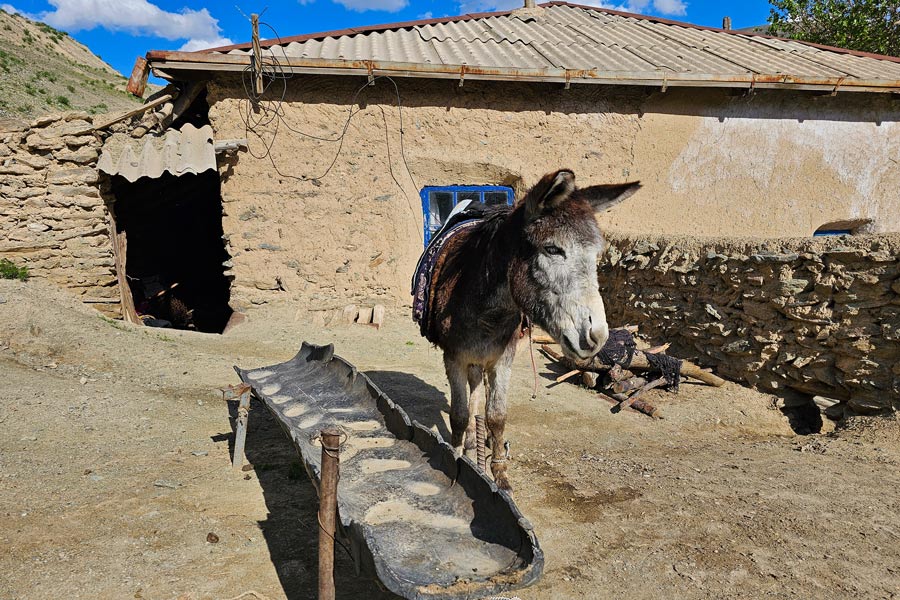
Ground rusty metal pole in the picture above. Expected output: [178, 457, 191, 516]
[318, 427, 341, 600]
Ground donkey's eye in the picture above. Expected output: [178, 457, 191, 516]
[543, 245, 566, 258]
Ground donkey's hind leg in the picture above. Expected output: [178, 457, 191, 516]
[444, 354, 469, 456]
[486, 350, 514, 491]
[465, 365, 486, 455]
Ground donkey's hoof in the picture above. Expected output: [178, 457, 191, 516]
[495, 475, 513, 492]
[491, 463, 512, 492]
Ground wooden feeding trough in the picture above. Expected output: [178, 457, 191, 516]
[235, 343, 543, 599]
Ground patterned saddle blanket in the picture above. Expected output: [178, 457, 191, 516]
[411, 201, 486, 338]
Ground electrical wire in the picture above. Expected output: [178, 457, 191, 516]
[235, 22, 421, 238]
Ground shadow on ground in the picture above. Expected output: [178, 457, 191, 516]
[365, 370, 451, 441]
[226, 398, 400, 600]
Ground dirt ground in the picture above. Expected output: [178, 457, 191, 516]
[1, 278, 899, 600]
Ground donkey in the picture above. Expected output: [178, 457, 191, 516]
[420, 169, 641, 491]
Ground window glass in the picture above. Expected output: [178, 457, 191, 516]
[457, 191, 481, 204]
[428, 191, 453, 233]
[484, 191, 509, 206]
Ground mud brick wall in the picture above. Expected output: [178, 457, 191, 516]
[598, 234, 900, 414]
[0, 113, 121, 317]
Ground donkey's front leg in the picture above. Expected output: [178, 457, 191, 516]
[486, 350, 514, 491]
[444, 355, 469, 456]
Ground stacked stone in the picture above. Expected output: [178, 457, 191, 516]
[0, 112, 121, 318]
[599, 234, 900, 415]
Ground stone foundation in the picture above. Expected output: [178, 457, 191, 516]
[0, 113, 121, 317]
[599, 233, 900, 414]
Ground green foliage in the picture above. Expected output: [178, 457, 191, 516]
[22, 29, 34, 44]
[768, 0, 900, 57]
[55, 95, 71, 107]
[0, 259, 29, 281]
[33, 70, 58, 83]
[37, 22, 66, 42]
[0, 49, 22, 72]
[66, 84, 75, 93]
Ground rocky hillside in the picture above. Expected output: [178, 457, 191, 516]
[0, 8, 143, 119]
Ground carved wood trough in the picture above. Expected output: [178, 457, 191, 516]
[235, 342, 543, 599]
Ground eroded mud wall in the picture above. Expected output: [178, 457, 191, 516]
[207, 76, 899, 308]
[207, 76, 645, 309]
[598, 233, 900, 414]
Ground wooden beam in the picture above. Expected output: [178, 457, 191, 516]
[90, 93, 175, 133]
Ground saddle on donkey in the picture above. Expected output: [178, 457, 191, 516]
[411, 200, 487, 340]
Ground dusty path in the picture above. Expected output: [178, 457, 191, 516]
[1, 279, 898, 600]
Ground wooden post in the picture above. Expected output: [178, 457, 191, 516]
[232, 384, 252, 470]
[251, 13, 264, 96]
[318, 427, 341, 600]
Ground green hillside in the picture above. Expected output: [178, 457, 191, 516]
[0, 8, 145, 119]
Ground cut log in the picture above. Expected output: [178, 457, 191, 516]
[581, 371, 599, 389]
[611, 376, 648, 395]
[542, 344, 725, 387]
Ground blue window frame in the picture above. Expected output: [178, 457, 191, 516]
[420, 185, 514, 245]
[813, 230, 852, 237]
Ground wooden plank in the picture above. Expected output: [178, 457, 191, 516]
[108, 211, 141, 325]
[90, 93, 175, 132]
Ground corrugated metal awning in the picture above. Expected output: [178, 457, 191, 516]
[98, 123, 216, 182]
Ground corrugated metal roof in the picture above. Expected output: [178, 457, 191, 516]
[145, 2, 900, 93]
[98, 124, 215, 183]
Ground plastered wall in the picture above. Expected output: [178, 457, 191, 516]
[206, 76, 900, 308]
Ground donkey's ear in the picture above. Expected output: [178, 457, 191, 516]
[578, 181, 641, 213]
[523, 169, 575, 219]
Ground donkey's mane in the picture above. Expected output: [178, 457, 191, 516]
[446, 203, 523, 288]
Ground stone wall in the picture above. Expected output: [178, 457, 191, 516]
[0, 113, 122, 317]
[598, 233, 900, 414]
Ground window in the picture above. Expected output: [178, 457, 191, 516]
[813, 219, 873, 237]
[420, 185, 514, 245]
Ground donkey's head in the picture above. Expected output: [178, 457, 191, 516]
[509, 169, 640, 360]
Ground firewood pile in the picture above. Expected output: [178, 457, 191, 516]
[535, 325, 725, 419]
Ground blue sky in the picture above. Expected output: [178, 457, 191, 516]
[2, 0, 775, 77]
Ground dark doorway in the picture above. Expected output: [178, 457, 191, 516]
[109, 170, 233, 333]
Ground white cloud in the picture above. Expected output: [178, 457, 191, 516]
[459, 0, 687, 16]
[1, 3, 23, 14]
[650, 0, 686, 16]
[419, 11, 434, 19]
[333, 0, 408, 12]
[179, 36, 233, 52]
[33, 0, 229, 43]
